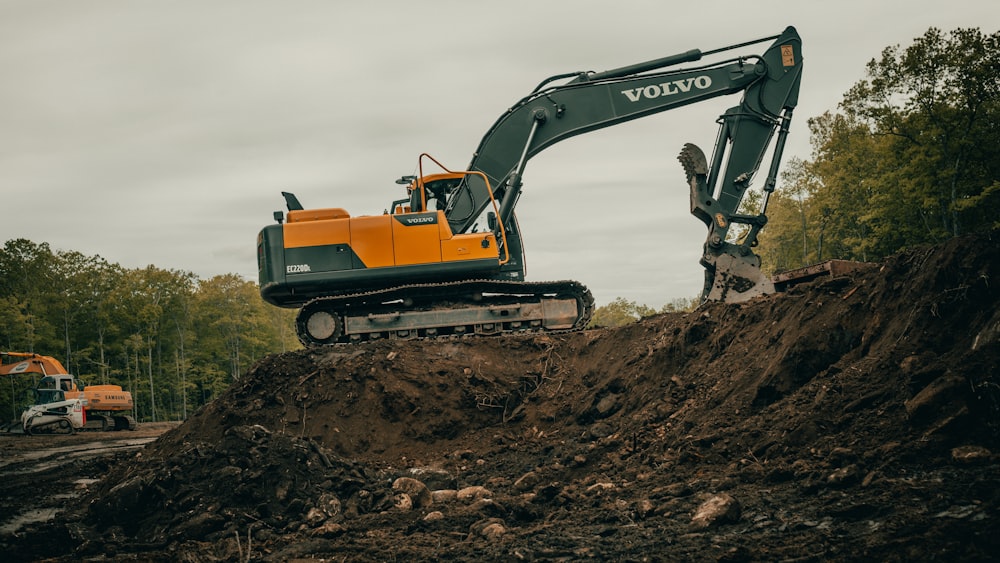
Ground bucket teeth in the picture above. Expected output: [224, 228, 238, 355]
[678, 143, 708, 180]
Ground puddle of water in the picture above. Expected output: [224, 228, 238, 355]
[0, 440, 106, 468]
[0, 437, 158, 475]
[0, 488, 94, 535]
[0, 435, 165, 535]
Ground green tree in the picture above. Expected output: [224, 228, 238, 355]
[192, 275, 283, 384]
[839, 27, 1000, 240]
[804, 111, 890, 261]
[80, 259, 127, 385]
[659, 296, 699, 313]
[589, 297, 657, 328]
[109, 266, 196, 422]
[758, 157, 822, 273]
[588, 295, 698, 329]
[0, 296, 32, 352]
[0, 239, 60, 352]
[47, 250, 113, 374]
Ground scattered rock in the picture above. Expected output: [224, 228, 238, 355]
[635, 499, 656, 519]
[309, 521, 346, 538]
[172, 512, 225, 539]
[595, 393, 622, 417]
[469, 518, 507, 540]
[827, 464, 862, 487]
[457, 486, 492, 502]
[905, 374, 968, 423]
[691, 494, 741, 529]
[408, 467, 456, 490]
[423, 511, 445, 522]
[392, 493, 413, 511]
[951, 445, 992, 464]
[392, 477, 432, 508]
[431, 489, 458, 503]
[585, 482, 615, 495]
[826, 447, 857, 466]
[305, 507, 326, 525]
[513, 470, 543, 492]
[588, 422, 615, 439]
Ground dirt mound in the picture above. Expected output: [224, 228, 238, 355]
[5, 231, 999, 561]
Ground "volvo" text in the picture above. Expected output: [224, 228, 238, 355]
[620, 76, 712, 102]
[403, 216, 436, 225]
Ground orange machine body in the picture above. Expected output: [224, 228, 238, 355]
[259, 172, 507, 308]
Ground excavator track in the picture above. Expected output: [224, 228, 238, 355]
[295, 279, 594, 346]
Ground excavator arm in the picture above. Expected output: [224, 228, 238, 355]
[444, 26, 803, 302]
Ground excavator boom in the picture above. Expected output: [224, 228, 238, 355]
[0, 352, 69, 377]
[451, 27, 801, 231]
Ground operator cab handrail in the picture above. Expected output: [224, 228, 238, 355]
[414, 153, 510, 266]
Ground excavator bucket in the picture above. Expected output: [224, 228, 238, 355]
[679, 143, 775, 304]
[700, 252, 775, 303]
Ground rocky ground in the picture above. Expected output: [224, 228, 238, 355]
[2, 230, 998, 562]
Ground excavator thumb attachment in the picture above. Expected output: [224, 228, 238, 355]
[679, 143, 775, 304]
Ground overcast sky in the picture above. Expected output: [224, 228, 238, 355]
[1, 1, 995, 307]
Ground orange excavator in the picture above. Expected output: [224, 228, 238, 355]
[258, 27, 804, 345]
[0, 352, 136, 434]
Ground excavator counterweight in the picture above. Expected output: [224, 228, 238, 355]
[258, 27, 803, 345]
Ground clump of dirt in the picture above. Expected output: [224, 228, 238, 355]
[6, 231, 999, 562]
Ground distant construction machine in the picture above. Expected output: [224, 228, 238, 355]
[1, 352, 136, 435]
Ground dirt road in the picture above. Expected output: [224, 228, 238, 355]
[0, 423, 177, 537]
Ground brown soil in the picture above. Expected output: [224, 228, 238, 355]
[2, 231, 998, 562]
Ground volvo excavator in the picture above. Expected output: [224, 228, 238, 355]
[258, 27, 803, 345]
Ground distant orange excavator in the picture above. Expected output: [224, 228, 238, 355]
[1, 352, 136, 434]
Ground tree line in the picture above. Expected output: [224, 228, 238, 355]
[0, 239, 299, 423]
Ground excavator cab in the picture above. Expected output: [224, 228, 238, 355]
[33, 388, 67, 406]
[37, 375, 76, 393]
[398, 173, 460, 214]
